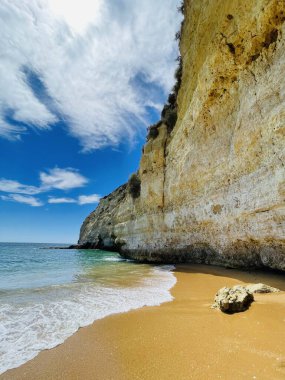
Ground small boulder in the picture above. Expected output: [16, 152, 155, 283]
[213, 285, 254, 313]
[245, 283, 280, 294]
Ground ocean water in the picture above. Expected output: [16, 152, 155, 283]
[0, 243, 176, 374]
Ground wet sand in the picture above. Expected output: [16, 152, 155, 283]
[2, 264, 285, 380]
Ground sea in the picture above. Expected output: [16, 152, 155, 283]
[0, 242, 176, 374]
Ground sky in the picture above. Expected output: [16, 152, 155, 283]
[0, 0, 182, 243]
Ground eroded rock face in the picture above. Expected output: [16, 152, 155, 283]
[79, 184, 127, 250]
[78, 0, 285, 271]
[213, 286, 254, 313]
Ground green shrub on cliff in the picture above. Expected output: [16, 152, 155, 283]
[168, 92, 176, 105]
[175, 31, 181, 41]
[177, 1, 185, 14]
[173, 57, 182, 96]
[128, 173, 141, 198]
[144, 19, 183, 141]
[165, 108, 177, 133]
[147, 124, 159, 140]
[146, 121, 163, 141]
[161, 104, 177, 132]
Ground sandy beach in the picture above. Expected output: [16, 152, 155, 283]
[2, 264, 285, 380]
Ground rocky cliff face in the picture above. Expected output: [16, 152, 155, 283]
[79, 0, 285, 271]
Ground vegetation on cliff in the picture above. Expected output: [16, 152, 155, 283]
[146, 2, 184, 141]
[128, 173, 141, 199]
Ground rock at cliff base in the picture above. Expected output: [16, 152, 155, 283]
[245, 283, 280, 294]
[213, 286, 254, 313]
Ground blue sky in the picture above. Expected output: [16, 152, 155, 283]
[0, 0, 181, 243]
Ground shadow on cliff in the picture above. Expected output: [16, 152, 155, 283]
[173, 264, 285, 291]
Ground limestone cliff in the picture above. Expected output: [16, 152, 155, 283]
[79, 0, 285, 271]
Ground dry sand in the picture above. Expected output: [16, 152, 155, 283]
[2, 264, 285, 380]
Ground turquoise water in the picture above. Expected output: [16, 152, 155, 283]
[0, 243, 175, 374]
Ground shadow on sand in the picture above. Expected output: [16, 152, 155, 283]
[173, 263, 285, 291]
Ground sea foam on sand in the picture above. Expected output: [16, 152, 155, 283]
[0, 265, 176, 374]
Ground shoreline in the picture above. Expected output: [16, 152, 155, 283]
[2, 264, 285, 380]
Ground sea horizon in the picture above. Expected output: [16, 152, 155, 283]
[0, 241, 73, 245]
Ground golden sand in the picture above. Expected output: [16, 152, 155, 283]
[2, 265, 285, 380]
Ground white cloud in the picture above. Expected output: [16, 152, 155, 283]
[0, 179, 41, 195]
[48, 197, 76, 204]
[0, 168, 101, 206]
[0, 167, 88, 198]
[48, 0, 103, 34]
[78, 193, 101, 205]
[1, 194, 43, 207]
[48, 193, 101, 205]
[40, 168, 88, 190]
[0, 0, 182, 150]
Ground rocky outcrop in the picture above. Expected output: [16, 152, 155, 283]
[79, 184, 127, 250]
[79, 0, 285, 271]
[245, 283, 280, 294]
[212, 283, 280, 313]
[212, 286, 254, 313]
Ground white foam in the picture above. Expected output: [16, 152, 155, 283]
[104, 257, 125, 262]
[0, 265, 176, 374]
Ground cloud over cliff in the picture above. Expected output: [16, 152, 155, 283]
[0, 0, 182, 150]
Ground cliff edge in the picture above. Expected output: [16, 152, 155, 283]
[79, 0, 285, 271]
